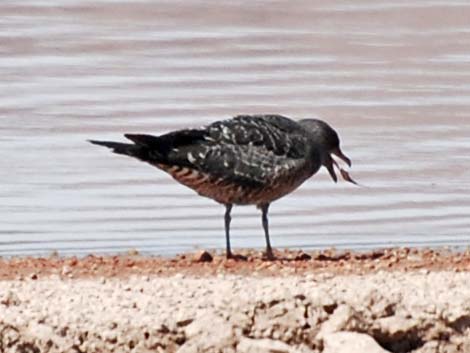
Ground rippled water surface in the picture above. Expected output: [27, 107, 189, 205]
[2, 0, 470, 255]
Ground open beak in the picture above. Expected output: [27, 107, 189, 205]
[331, 147, 351, 167]
[327, 148, 359, 186]
[326, 157, 338, 183]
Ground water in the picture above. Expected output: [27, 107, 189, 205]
[1, 0, 470, 256]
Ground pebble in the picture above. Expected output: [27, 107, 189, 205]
[194, 250, 213, 263]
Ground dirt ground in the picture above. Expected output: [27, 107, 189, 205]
[0, 247, 469, 280]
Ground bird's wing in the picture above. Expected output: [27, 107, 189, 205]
[155, 115, 308, 186]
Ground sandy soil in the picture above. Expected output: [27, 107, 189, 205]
[0, 248, 469, 353]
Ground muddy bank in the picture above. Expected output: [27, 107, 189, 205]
[0, 249, 469, 353]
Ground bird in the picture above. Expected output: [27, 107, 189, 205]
[89, 114, 356, 260]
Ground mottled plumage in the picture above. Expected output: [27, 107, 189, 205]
[89, 114, 355, 259]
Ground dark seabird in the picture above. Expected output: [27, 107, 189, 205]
[89, 114, 356, 260]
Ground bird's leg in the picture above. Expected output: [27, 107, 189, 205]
[260, 203, 275, 260]
[224, 204, 233, 259]
[224, 204, 248, 261]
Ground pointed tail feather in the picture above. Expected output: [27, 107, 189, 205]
[88, 139, 157, 165]
[88, 139, 136, 156]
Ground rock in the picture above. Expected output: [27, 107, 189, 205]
[237, 338, 313, 353]
[354, 288, 399, 319]
[295, 252, 312, 261]
[177, 313, 234, 352]
[194, 250, 213, 263]
[354, 250, 385, 261]
[307, 289, 336, 310]
[374, 315, 430, 352]
[323, 332, 390, 353]
[376, 316, 419, 340]
[319, 305, 357, 336]
[250, 300, 308, 342]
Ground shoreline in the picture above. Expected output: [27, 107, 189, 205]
[0, 247, 469, 280]
[1, 248, 469, 353]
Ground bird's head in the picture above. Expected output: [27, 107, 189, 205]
[298, 119, 357, 185]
